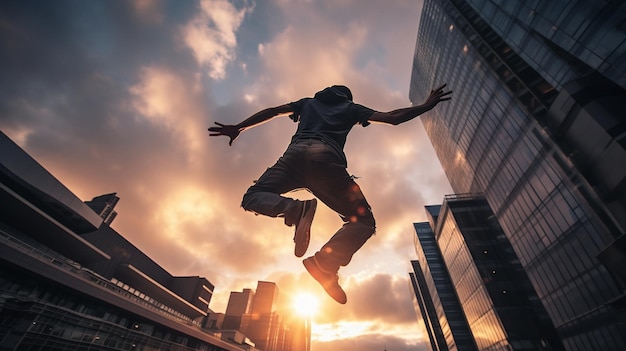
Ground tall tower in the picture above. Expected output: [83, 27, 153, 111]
[410, 0, 626, 349]
[412, 195, 563, 350]
[244, 281, 282, 351]
[223, 288, 254, 330]
[251, 281, 279, 315]
[411, 205, 475, 351]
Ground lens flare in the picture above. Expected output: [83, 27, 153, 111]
[292, 292, 319, 317]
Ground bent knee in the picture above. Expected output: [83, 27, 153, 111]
[241, 190, 256, 211]
[351, 211, 375, 229]
[362, 214, 376, 228]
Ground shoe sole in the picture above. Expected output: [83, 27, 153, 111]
[303, 257, 347, 304]
[294, 199, 317, 257]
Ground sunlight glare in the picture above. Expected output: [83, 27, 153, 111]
[292, 292, 319, 317]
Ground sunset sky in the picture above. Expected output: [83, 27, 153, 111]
[0, 1, 454, 350]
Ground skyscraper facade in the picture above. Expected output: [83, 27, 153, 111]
[411, 205, 476, 351]
[412, 195, 563, 350]
[223, 288, 254, 330]
[251, 281, 279, 316]
[410, 0, 626, 349]
[245, 281, 281, 351]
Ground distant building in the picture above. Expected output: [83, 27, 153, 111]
[411, 206, 475, 351]
[223, 281, 309, 351]
[243, 281, 281, 351]
[410, 0, 626, 349]
[223, 288, 255, 330]
[411, 195, 563, 350]
[85, 192, 119, 225]
[0, 131, 246, 350]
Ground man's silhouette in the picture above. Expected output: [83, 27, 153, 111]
[209, 84, 451, 304]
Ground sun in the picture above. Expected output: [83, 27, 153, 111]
[292, 292, 320, 317]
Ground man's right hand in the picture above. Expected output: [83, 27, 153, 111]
[208, 122, 241, 146]
[423, 84, 452, 110]
[367, 83, 452, 126]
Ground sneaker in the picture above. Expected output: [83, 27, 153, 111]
[303, 256, 347, 304]
[293, 199, 317, 257]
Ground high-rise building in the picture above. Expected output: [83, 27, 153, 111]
[244, 281, 284, 351]
[0, 131, 245, 350]
[411, 195, 563, 350]
[410, 0, 626, 349]
[411, 206, 476, 351]
[223, 288, 255, 330]
[223, 281, 307, 351]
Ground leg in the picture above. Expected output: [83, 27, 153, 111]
[241, 142, 318, 257]
[241, 144, 305, 223]
[301, 141, 376, 272]
[303, 176, 375, 304]
[310, 175, 376, 273]
[241, 166, 300, 221]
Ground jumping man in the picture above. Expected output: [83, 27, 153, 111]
[208, 84, 451, 304]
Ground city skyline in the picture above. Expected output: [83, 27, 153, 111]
[2, 0, 624, 350]
[0, 1, 446, 350]
[0, 129, 310, 349]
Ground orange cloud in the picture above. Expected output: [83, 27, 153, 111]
[0, 1, 447, 350]
[129, 66, 206, 154]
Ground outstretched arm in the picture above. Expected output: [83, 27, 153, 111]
[368, 84, 452, 125]
[208, 104, 294, 145]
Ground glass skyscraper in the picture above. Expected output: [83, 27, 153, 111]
[411, 204, 477, 351]
[410, 0, 626, 349]
[412, 195, 563, 350]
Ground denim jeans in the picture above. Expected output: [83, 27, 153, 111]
[241, 138, 376, 273]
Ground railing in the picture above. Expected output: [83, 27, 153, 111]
[0, 227, 201, 328]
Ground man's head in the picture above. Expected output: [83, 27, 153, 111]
[314, 85, 353, 103]
[331, 85, 353, 101]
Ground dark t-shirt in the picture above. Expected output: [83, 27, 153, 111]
[288, 97, 375, 152]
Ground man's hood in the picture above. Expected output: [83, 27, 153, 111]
[314, 85, 353, 104]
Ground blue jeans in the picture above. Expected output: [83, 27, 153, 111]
[241, 138, 376, 273]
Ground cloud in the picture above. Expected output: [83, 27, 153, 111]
[285, 272, 418, 325]
[312, 333, 430, 351]
[129, 65, 206, 153]
[0, 1, 451, 350]
[248, 9, 368, 102]
[132, 0, 165, 24]
[347, 273, 417, 322]
[182, 0, 253, 79]
[266, 269, 422, 350]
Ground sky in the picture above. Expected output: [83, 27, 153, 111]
[0, 1, 454, 350]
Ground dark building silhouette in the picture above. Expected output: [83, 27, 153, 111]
[85, 193, 119, 225]
[223, 288, 255, 331]
[411, 195, 563, 350]
[222, 281, 308, 351]
[411, 206, 476, 351]
[244, 282, 281, 351]
[410, 0, 626, 349]
[0, 131, 248, 350]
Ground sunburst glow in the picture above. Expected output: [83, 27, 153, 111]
[292, 292, 319, 317]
